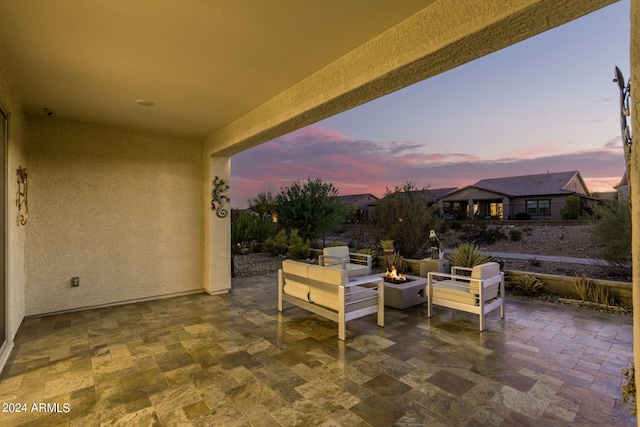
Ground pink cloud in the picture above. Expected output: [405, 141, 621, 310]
[231, 126, 626, 208]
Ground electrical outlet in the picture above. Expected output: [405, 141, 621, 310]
[71, 277, 79, 287]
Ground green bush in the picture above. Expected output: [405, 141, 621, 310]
[509, 229, 522, 242]
[277, 178, 351, 241]
[265, 229, 288, 256]
[590, 201, 631, 268]
[288, 229, 310, 260]
[560, 195, 582, 219]
[375, 183, 441, 258]
[231, 211, 278, 253]
[448, 243, 493, 268]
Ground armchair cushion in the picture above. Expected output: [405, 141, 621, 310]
[321, 246, 350, 266]
[321, 246, 371, 277]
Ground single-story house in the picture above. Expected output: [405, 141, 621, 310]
[438, 171, 597, 220]
[338, 193, 379, 220]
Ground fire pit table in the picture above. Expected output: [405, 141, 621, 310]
[370, 273, 428, 310]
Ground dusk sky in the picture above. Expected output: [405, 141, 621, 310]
[232, 1, 630, 209]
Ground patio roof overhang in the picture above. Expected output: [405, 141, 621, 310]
[0, 1, 617, 155]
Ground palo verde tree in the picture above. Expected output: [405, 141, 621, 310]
[375, 182, 441, 258]
[276, 178, 351, 241]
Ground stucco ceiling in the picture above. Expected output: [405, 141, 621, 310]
[0, 0, 434, 138]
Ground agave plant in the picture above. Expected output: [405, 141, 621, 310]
[448, 242, 492, 268]
[511, 274, 546, 296]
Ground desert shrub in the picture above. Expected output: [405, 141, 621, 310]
[383, 251, 408, 273]
[528, 257, 541, 267]
[560, 195, 582, 219]
[589, 201, 631, 268]
[356, 248, 378, 268]
[277, 178, 351, 241]
[622, 360, 637, 416]
[509, 229, 522, 242]
[461, 223, 506, 245]
[328, 241, 348, 247]
[288, 229, 310, 260]
[510, 274, 546, 296]
[265, 229, 288, 256]
[231, 211, 278, 253]
[573, 273, 616, 305]
[375, 182, 441, 258]
[515, 212, 530, 220]
[448, 243, 493, 268]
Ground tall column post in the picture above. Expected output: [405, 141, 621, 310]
[629, 0, 640, 413]
[502, 197, 510, 220]
[204, 155, 232, 294]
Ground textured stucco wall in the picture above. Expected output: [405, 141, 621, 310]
[0, 59, 27, 349]
[25, 116, 204, 315]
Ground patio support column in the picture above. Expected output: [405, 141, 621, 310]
[630, 0, 640, 413]
[502, 197, 510, 220]
[467, 199, 474, 219]
[204, 155, 232, 295]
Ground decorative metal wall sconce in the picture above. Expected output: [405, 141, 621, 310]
[16, 166, 28, 225]
[614, 66, 632, 180]
[211, 176, 230, 218]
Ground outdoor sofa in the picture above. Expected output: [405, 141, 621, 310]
[278, 259, 384, 340]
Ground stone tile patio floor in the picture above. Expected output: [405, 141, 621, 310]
[0, 273, 635, 426]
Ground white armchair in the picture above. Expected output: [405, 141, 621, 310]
[427, 262, 505, 331]
[318, 246, 372, 278]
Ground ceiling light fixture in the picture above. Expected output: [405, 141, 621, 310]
[136, 99, 154, 107]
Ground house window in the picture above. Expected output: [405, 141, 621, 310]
[527, 200, 550, 215]
[489, 202, 503, 219]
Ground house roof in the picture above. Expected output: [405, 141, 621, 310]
[472, 171, 584, 197]
[373, 187, 457, 205]
[338, 193, 379, 204]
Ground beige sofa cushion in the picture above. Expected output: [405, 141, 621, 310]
[281, 260, 311, 302]
[307, 264, 348, 311]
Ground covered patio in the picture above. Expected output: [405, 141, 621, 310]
[1, 2, 639, 425]
[0, 274, 634, 426]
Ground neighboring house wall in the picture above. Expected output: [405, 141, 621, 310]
[563, 174, 589, 195]
[25, 116, 205, 315]
[508, 195, 574, 220]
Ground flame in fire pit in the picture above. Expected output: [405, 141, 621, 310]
[385, 266, 407, 283]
